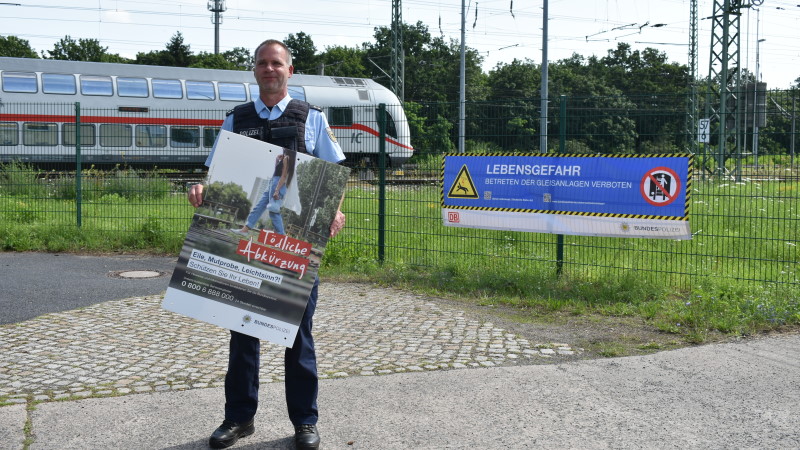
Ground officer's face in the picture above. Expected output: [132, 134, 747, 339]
[253, 44, 294, 97]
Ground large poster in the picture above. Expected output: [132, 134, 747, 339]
[441, 153, 691, 239]
[163, 131, 350, 347]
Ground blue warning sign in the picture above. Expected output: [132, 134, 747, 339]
[442, 154, 690, 219]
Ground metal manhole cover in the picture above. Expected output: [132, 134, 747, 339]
[108, 270, 168, 279]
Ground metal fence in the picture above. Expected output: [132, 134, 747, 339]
[1, 93, 798, 291]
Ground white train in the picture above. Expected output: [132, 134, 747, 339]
[0, 57, 412, 167]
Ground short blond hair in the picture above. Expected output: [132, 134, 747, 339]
[254, 39, 293, 66]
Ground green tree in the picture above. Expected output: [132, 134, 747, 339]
[365, 21, 486, 103]
[487, 58, 540, 100]
[164, 32, 193, 67]
[191, 52, 238, 70]
[205, 181, 251, 221]
[189, 48, 250, 70]
[318, 45, 368, 77]
[361, 21, 485, 156]
[598, 43, 688, 96]
[284, 32, 318, 74]
[0, 35, 38, 58]
[404, 101, 456, 154]
[283, 159, 349, 238]
[222, 47, 252, 69]
[135, 32, 193, 67]
[547, 47, 693, 153]
[43, 36, 125, 62]
[133, 49, 162, 66]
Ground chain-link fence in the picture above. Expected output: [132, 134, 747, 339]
[1, 94, 798, 290]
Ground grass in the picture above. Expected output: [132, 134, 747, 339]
[0, 162, 188, 254]
[1, 161, 799, 346]
[322, 176, 800, 344]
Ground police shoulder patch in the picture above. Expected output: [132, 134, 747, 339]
[326, 127, 338, 143]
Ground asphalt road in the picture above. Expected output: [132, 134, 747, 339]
[0, 252, 176, 324]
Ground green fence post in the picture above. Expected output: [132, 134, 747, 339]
[75, 102, 82, 228]
[377, 103, 387, 263]
[556, 95, 566, 277]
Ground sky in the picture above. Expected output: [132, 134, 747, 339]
[2, 0, 799, 89]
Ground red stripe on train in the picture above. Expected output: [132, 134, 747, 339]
[0, 113, 414, 150]
[0, 114, 223, 126]
[331, 123, 413, 150]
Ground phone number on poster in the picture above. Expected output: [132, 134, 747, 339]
[180, 280, 235, 301]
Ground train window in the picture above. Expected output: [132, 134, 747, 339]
[99, 124, 132, 147]
[62, 124, 96, 146]
[2, 72, 37, 93]
[248, 84, 307, 102]
[118, 77, 149, 97]
[203, 127, 221, 148]
[23, 123, 58, 146]
[0, 123, 19, 146]
[136, 125, 167, 147]
[80, 75, 113, 96]
[374, 109, 398, 139]
[332, 77, 366, 87]
[171, 126, 200, 148]
[186, 81, 215, 100]
[218, 82, 246, 101]
[329, 107, 353, 126]
[288, 86, 306, 101]
[42, 73, 76, 95]
[152, 79, 183, 99]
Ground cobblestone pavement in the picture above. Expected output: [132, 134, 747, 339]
[0, 283, 580, 405]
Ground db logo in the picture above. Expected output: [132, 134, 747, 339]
[447, 211, 460, 223]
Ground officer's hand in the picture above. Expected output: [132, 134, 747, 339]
[330, 210, 346, 238]
[188, 183, 204, 208]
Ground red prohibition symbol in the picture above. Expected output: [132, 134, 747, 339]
[640, 167, 680, 207]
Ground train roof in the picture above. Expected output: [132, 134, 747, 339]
[0, 57, 384, 90]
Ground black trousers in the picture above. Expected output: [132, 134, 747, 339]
[224, 278, 319, 425]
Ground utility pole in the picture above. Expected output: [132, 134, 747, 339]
[540, 0, 549, 153]
[706, 0, 762, 178]
[753, 19, 765, 168]
[686, 0, 699, 154]
[459, 0, 466, 154]
[391, 0, 404, 102]
[208, 0, 227, 55]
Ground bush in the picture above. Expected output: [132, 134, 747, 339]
[0, 161, 48, 197]
[103, 168, 172, 200]
[2, 200, 38, 223]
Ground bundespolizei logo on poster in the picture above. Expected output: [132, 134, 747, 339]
[162, 131, 350, 347]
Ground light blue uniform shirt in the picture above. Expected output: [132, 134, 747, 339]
[205, 94, 345, 166]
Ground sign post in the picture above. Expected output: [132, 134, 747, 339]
[697, 118, 710, 144]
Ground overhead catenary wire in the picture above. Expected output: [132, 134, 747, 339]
[2, 0, 799, 87]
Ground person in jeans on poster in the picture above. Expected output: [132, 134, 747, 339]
[235, 148, 296, 235]
[187, 39, 345, 450]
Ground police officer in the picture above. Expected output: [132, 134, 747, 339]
[188, 39, 346, 450]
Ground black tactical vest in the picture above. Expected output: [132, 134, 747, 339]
[230, 99, 319, 154]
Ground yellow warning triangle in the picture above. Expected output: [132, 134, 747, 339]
[447, 164, 479, 199]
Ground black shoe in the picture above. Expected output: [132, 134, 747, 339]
[294, 424, 320, 449]
[209, 419, 255, 449]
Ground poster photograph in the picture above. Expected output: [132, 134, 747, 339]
[163, 131, 350, 347]
[441, 153, 692, 240]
